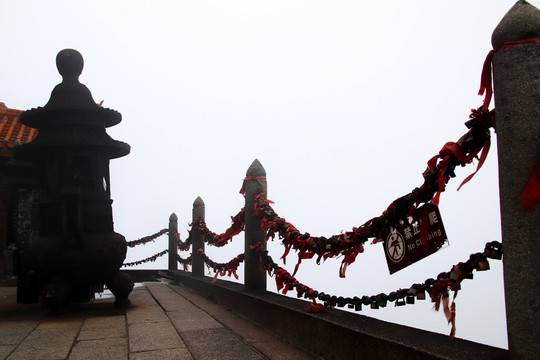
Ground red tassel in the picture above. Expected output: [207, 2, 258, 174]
[339, 244, 364, 278]
[431, 279, 460, 338]
[420, 205, 429, 253]
[275, 268, 286, 291]
[457, 139, 490, 191]
[280, 243, 293, 264]
[520, 161, 540, 211]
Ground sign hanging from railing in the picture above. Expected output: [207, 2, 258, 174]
[382, 203, 449, 274]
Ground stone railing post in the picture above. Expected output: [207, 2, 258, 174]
[491, 2, 540, 358]
[192, 196, 205, 277]
[243, 159, 267, 291]
[168, 213, 178, 271]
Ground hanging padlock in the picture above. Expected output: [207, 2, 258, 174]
[362, 296, 371, 306]
[485, 248, 497, 259]
[325, 302, 335, 310]
[460, 262, 474, 279]
[355, 303, 362, 311]
[416, 290, 426, 300]
[370, 296, 379, 309]
[376, 294, 388, 308]
[406, 295, 415, 305]
[476, 256, 490, 271]
[484, 243, 502, 260]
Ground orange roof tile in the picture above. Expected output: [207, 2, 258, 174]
[0, 102, 38, 149]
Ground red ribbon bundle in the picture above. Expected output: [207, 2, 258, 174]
[196, 248, 245, 281]
[192, 209, 246, 247]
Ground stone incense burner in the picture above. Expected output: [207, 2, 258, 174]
[16, 49, 133, 312]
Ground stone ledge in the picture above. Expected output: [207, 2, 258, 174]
[168, 270, 509, 360]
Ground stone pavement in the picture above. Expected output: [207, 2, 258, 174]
[0, 281, 316, 360]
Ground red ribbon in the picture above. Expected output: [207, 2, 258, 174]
[478, 37, 540, 211]
[307, 300, 326, 313]
[520, 161, 540, 211]
[456, 138, 491, 191]
[431, 278, 460, 339]
[193, 209, 245, 247]
[426, 142, 474, 205]
[479, 37, 540, 111]
[426, 109, 493, 205]
[338, 244, 364, 278]
[239, 176, 267, 195]
[420, 205, 429, 253]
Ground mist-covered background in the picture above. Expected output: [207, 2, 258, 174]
[4, 0, 536, 349]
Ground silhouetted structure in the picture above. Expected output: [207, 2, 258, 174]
[0, 104, 39, 285]
[15, 49, 133, 311]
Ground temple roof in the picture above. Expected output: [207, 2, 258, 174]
[0, 103, 38, 150]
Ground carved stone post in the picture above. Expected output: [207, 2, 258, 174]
[244, 159, 267, 291]
[168, 213, 178, 271]
[491, 2, 540, 358]
[192, 197, 205, 277]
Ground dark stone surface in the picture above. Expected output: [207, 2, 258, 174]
[493, 16, 540, 359]
[491, 3, 540, 357]
[492, 1, 540, 48]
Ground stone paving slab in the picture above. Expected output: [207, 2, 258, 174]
[125, 288, 170, 324]
[180, 327, 266, 360]
[128, 320, 186, 353]
[147, 281, 267, 359]
[0, 321, 39, 346]
[129, 347, 193, 360]
[168, 284, 316, 360]
[77, 316, 126, 341]
[0, 346, 16, 360]
[8, 318, 82, 360]
[68, 338, 128, 360]
[0, 281, 316, 360]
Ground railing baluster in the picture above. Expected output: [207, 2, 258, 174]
[168, 213, 178, 271]
[244, 159, 267, 291]
[192, 196, 205, 277]
[491, 3, 540, 357]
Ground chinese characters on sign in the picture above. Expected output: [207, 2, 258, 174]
[382, 203, 449, 274]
